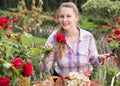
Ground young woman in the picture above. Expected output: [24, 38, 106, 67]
[42, 2, 109, 77]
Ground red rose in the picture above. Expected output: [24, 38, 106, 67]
[111, 26, 115, 29]
[105, 34, 113, 43]
[22, 62, 33, 77]
[114, 29, 120, 35]
[0, 17, 9, 30]
[16, 37, 21, 41]
[55, 33, 66, 44]
[115, 37, 120, 41]
[107, 34, 113, 39]
[115, 18, 119, 22]
[12, 57, 22, 69]
[13, 18, 18, 23]
[106, 23, 111, 27]
[99, 24, 103, 29]
[0, 77, 10, 86]
[0, 17, 9, 26]
[6, 34, 12, 39]
[118, 21, 120, 25]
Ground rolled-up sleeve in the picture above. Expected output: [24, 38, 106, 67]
[39, 52, 54, 72]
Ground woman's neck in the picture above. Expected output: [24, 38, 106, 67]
[65, 26, 80, 48]
[65, 26, 79, 37]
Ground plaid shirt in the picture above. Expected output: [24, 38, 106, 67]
[42, 28, 100, 76]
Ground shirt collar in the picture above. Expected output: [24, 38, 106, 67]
[64, 26, 84, 41]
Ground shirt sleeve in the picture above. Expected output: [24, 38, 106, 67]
[45, 30, 57, 44]
[88, 34, 100, 66]
[41, 31, 57, 72]
[43, 52, 55, 72]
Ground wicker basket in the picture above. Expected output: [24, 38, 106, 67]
[32, 76, 99, 86]
[32, 80, 42, 86]
[32, 76, 63, 86]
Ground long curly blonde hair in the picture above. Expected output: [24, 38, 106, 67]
[56, 2, 79, 59]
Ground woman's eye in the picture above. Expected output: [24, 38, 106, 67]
[60, 16, 64, 18]
[67, 15, 71, 17]
[59, 15, 71, 18]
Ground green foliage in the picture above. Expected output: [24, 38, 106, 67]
[21, 35, 47, 79]
[21, 36, 46, 47]
[90, 67, 99, 80]
[0, 31, 29, 60]
[28, 47, 42, 79]
[116, 77, 120, 86]
[80, 15, 98, 29]
[0, 29, 32, 85]
[106, 67, 119, 86]
[25, 0, 32, 10]
[82, 0, 120, 22]
[108, 40, 120, 50]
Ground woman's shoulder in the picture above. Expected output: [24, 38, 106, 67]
[80, 28, 93, 36]
[47, 30, 58, 38]
[46, 30, 58, 44]
[50, 30, 58, 36]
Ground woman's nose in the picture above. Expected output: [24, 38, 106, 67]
[63, 17, 67, 21]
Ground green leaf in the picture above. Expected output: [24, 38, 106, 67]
[42, 47, 54, 55]
[13, 68, 19, 75]
[3, 62, 12, 68]
[109, 40, 119, 50]
[6, 46, 16, 57]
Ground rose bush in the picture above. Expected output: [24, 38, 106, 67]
[105, 18, 120, 50]
[0, 17, 33, 86]
[103, 17, 120, 65]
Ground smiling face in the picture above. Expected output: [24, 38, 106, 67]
[59, 7, 78, 31]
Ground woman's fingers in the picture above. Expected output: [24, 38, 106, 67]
[83, 70, 92, 77]
[99, 54, 111, 65]
[104, 55, 111, 64]
[44, 44, 53, 50]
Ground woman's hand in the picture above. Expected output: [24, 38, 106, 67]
[44, 43, 54, 50]
[43, 43, 54, 56]
[98, 54, 111, 65]
[83, 70, 93, 77]
[43, 44, 55, 64]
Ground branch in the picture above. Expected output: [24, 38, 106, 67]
[14, 25, 23, 31]
[110, 72, 120, 86]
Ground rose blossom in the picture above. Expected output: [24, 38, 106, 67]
[0, 77, 10, 86]
[12, 57, 22, 69]
[6, 34, 12, 39]
[55, 33, 66, 44]
[0, 17, 9, 30]
[22, 62, 33, 77]
[16, 37, 21, 41]
[114, 29, 120, 35]
[13, 18, 18, 23]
